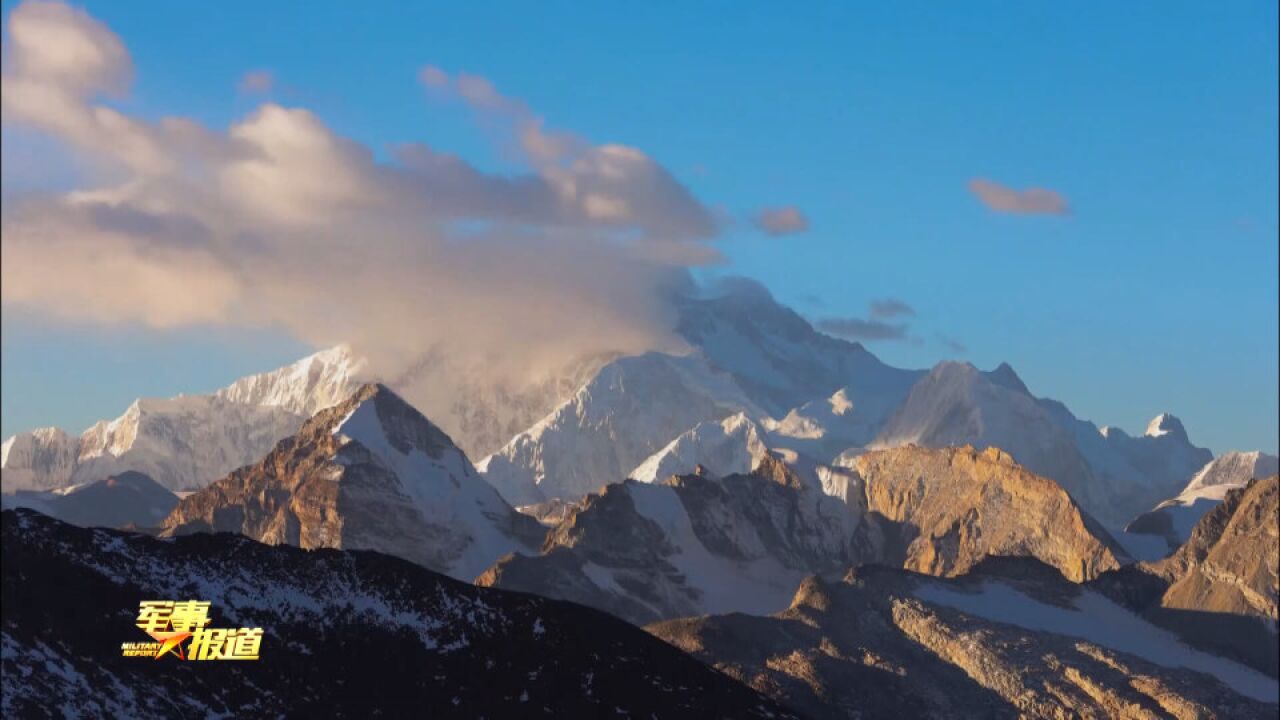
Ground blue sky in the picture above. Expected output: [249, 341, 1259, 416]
[1, 1, 1276, 453]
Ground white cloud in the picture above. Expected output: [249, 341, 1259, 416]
[0, 0, 718, 408]
[4, 0, 131, 95]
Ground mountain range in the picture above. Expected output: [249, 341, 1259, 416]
[649, 475, 1278, 718]
[3, 284, 1240, 537]
[2, 301, 1276, 717]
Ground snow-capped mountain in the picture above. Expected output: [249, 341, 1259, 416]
[629, 412, 770, 484]
[760, 386, 889, 460]
[480, 456, 872, 625]
[479, 352, 765, 506]
[627, 400, 875, 488]
[389, 350, 616, 459]
[673, 279, 923, 418]
[1124, 451, 1279, 550]
[4, 280, 1225, 550]
[1, 346, 363, 493]
[481, 282, 921, 506]
[481, 446, 1122, 624]
[1172, 449, 1277, 503]
[212, 344, 366, 415]
[481, 282, 1217, 530]
[867, 361, 1211, 527]
[161, 383, 541, 580]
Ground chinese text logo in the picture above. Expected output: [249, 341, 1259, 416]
[121, 600, 262, 660]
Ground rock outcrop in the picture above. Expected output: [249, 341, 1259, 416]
[650, 557, 1278, 719]
[844, 444, 1127, 582]
[1126, 452, 1279, 552]
[1151, 475, 1279, 623]
[479, 459, 872, 625]
[1091, 475, 1280, 677]
[482, 445, 1126, 625]
[161, 383, 540, 580]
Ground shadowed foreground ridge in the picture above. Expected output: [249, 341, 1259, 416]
[650, 556, 1278, 719]
[0, 509, 800, 719]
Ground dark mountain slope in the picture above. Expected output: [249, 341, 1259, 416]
[1, 509, 799, 719]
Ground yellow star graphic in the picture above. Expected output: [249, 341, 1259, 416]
[149, 630, 192, 660]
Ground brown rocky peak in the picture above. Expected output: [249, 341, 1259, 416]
[157, 379, 528, 578]
[311, 381, 461, 460]
[750, 451, 806, 490]
[850, 444, 1125, 582]
[1150, 474, 1278, 623]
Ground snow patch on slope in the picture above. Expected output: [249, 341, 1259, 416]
[915, 580, 1278, 702]
[630, 413, 769, 483]
[626, 483, 805, 616]
[334, 396, 518, 580]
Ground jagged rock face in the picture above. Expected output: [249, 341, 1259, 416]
[478, 462, 872, 625]
[1, 346, 363, 493]
[160, 384, 539, 580]
[478, 353, 762, 506]
[0, 471, 177, 529]
[844, 445, 1126, 582]
[484, 445, 1128, 625]
[1127, 452, 1279, 552]
[649, 558, 1279, 720]
[1150, 475, 1279, 625]
[2, 510, 798, 720]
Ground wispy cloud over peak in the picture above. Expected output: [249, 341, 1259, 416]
[417, 65, 715, 239]
[0, 0, 723, 413]
[968, 178, 1069, 215]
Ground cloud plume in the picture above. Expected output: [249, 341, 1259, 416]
[968, 178, 1069, 215]
[0, 0, 721, 444]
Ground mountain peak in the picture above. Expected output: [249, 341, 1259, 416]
[328, 382, 460, 462]
[986, 362, 1030, 394]
[213, 344, 364, 417]
[1145, 413, 1187, 440]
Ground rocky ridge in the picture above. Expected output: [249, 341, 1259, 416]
[160, 383, 540, 580]
[650, 557, 1278, 719]
[1, 508, 798, 719]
